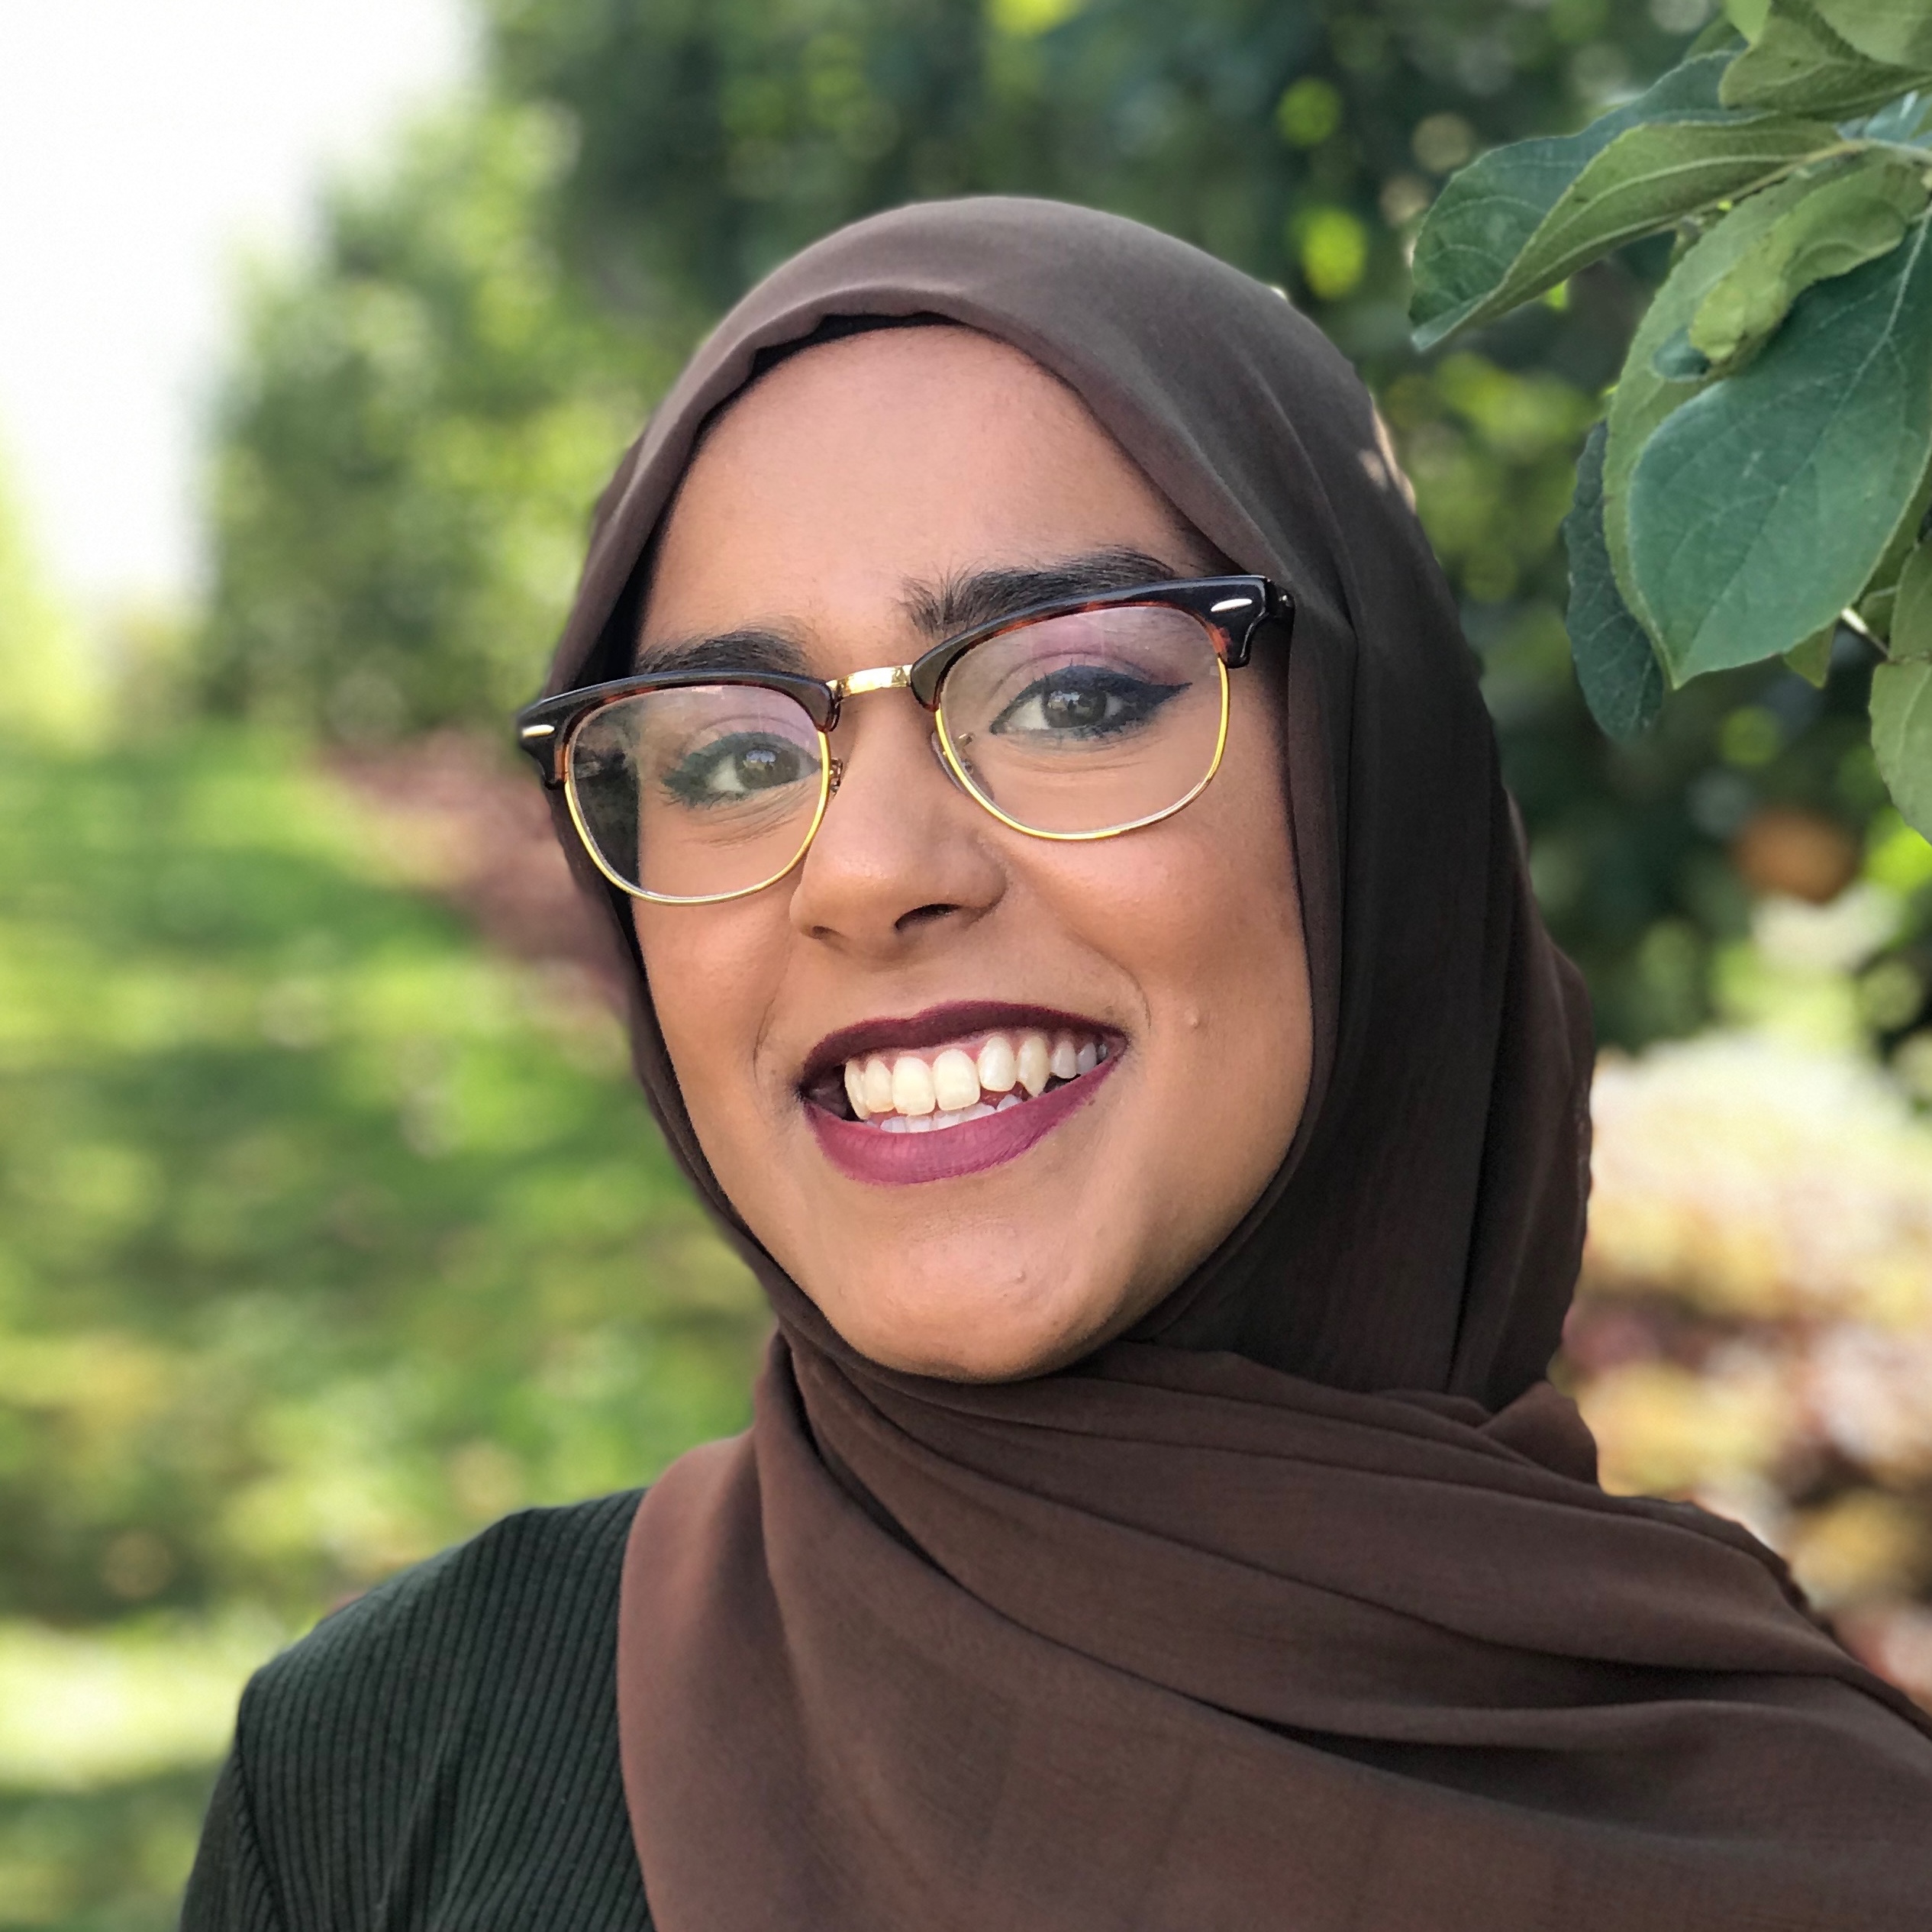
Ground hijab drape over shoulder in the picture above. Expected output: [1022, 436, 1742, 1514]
[537, 198, 1932, 1931]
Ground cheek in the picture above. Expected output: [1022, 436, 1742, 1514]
[1085, 826, 1303, 1086]
[1060, 702, 1301, 1030]
[1050, 705, 1308, 1209]
[634, 902, 790, 1123]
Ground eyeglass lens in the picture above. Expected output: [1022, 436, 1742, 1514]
[569, 682, 827, 901]
[566, 602, 1226, 901]
[934, 605, 1224, 837]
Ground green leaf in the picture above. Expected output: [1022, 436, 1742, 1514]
[1406, 94, 1824, 347]
[1688, 151, 1928, 366]
[1812, 0, 1932, 72]
[1653, 326, 1715, 377]
[1862, 451, 1932, 596]
[1626, 214, 1932, 679]
[1892, 537, 1932, 658]
[1784, 620, 1838, 682]
[1855, 88, 1932, 139]
[1849, 454, 1932, 628]
[1870, 656, 1932, 835]
[1411, 55, 1740, 347]
[1727, 0, 1773, 37]
[1499, 116, 1838, 325]
[1692, 16, 1750, 56]
[1564, 423, 1666, 738]
[1722, 0, 1932, 116]
[1860, 582, 1899, 633]
[1415, 104, 1836, 348]
[1602, 171, 1824, 640]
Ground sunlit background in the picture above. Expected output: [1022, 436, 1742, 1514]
[4, 1, 1932, 1924]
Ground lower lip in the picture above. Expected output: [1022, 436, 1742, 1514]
[806, 1058, 1117, 1186]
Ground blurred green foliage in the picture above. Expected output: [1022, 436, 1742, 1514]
[482, 0, 1688, 327]
[200, 105, 674, 740]
[0, 721, 762, 1627]
[0, 565, 763, 1921]
[0, 1772, 218, 1930]
[15, 3, 1932, 1924]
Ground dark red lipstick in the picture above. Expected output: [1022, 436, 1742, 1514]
[798, 999, 1123, 1186]
[798, 1000, 1120, 1097]
[808, 1054, 1115, 1185]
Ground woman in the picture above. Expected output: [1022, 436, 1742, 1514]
[184, 198, 1932, 1932]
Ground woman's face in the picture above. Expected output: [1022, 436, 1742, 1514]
[634, 326, 1311, 1380]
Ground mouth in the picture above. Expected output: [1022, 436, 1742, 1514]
[799, 1001, 1121, 1186]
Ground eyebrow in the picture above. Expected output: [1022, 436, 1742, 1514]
[632, 626, 814, 679]
[634, 546, 1188, 676]
[902, 547, 1187, 639]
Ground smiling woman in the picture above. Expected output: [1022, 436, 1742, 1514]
[182, 199, 1932, 1932]
[623, 326, 1308, 1379]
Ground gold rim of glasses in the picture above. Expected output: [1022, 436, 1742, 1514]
[564, 630, 1236, 908]
[560, 708, 836, 908]
[931, 655, 1232, 847]
[546, 581, 1267, 906]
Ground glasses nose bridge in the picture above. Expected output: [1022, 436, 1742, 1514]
[826, 660, 916, 722]
[821, 660, 953, 802]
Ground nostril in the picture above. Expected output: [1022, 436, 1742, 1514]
[895, 901, 960, 933]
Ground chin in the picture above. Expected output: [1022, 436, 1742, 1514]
[819, 1259, 1116, 1382]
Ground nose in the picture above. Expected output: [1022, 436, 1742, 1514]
[786, 692, 1005, 955]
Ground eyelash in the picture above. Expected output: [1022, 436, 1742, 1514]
[988, 666, 1187, 740]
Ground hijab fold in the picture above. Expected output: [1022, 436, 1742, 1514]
[534, 198, 1932, 1930]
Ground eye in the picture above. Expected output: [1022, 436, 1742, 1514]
[662, 731, 813, 805]
[989, 665, 1186, 740]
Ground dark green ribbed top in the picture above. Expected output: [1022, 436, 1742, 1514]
[180, 1489, 653, 1930]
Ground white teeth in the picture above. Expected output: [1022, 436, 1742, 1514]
[977, 1034, 1018, 1093]
[834, 1027, 1111, 1125]
[1017, 1033, 1051, 1098]
[931, 1047, 980, 1113]
[879, 1098, 998, 1134]
[891, 1054, 937, 1116]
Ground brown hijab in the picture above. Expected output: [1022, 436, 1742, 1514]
[536, 198, 1932, 1930]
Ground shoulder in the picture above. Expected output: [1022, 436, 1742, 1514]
[244, 1486, 641, 1738]
[216, 1489, 650, 1930]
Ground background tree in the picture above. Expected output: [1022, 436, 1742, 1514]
[202, 0, 1924, 1051]
[1411, 9, 1932, 836]
[199, 104, 670, 740]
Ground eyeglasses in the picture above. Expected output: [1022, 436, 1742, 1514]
[514, 574, 1290, 905]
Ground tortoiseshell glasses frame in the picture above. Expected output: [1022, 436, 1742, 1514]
[513, 574, 1292, 905]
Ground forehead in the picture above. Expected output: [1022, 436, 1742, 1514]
[644, 326, 1196, 637]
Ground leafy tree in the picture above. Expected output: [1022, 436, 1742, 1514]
[1411, 5, 1932, 839]
[199, 104, 669, 739]
[482, 0, 1694, 338]
[198, 0, 1932, 1051]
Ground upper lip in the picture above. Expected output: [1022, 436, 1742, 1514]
[797, 999, 1122, 1093]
